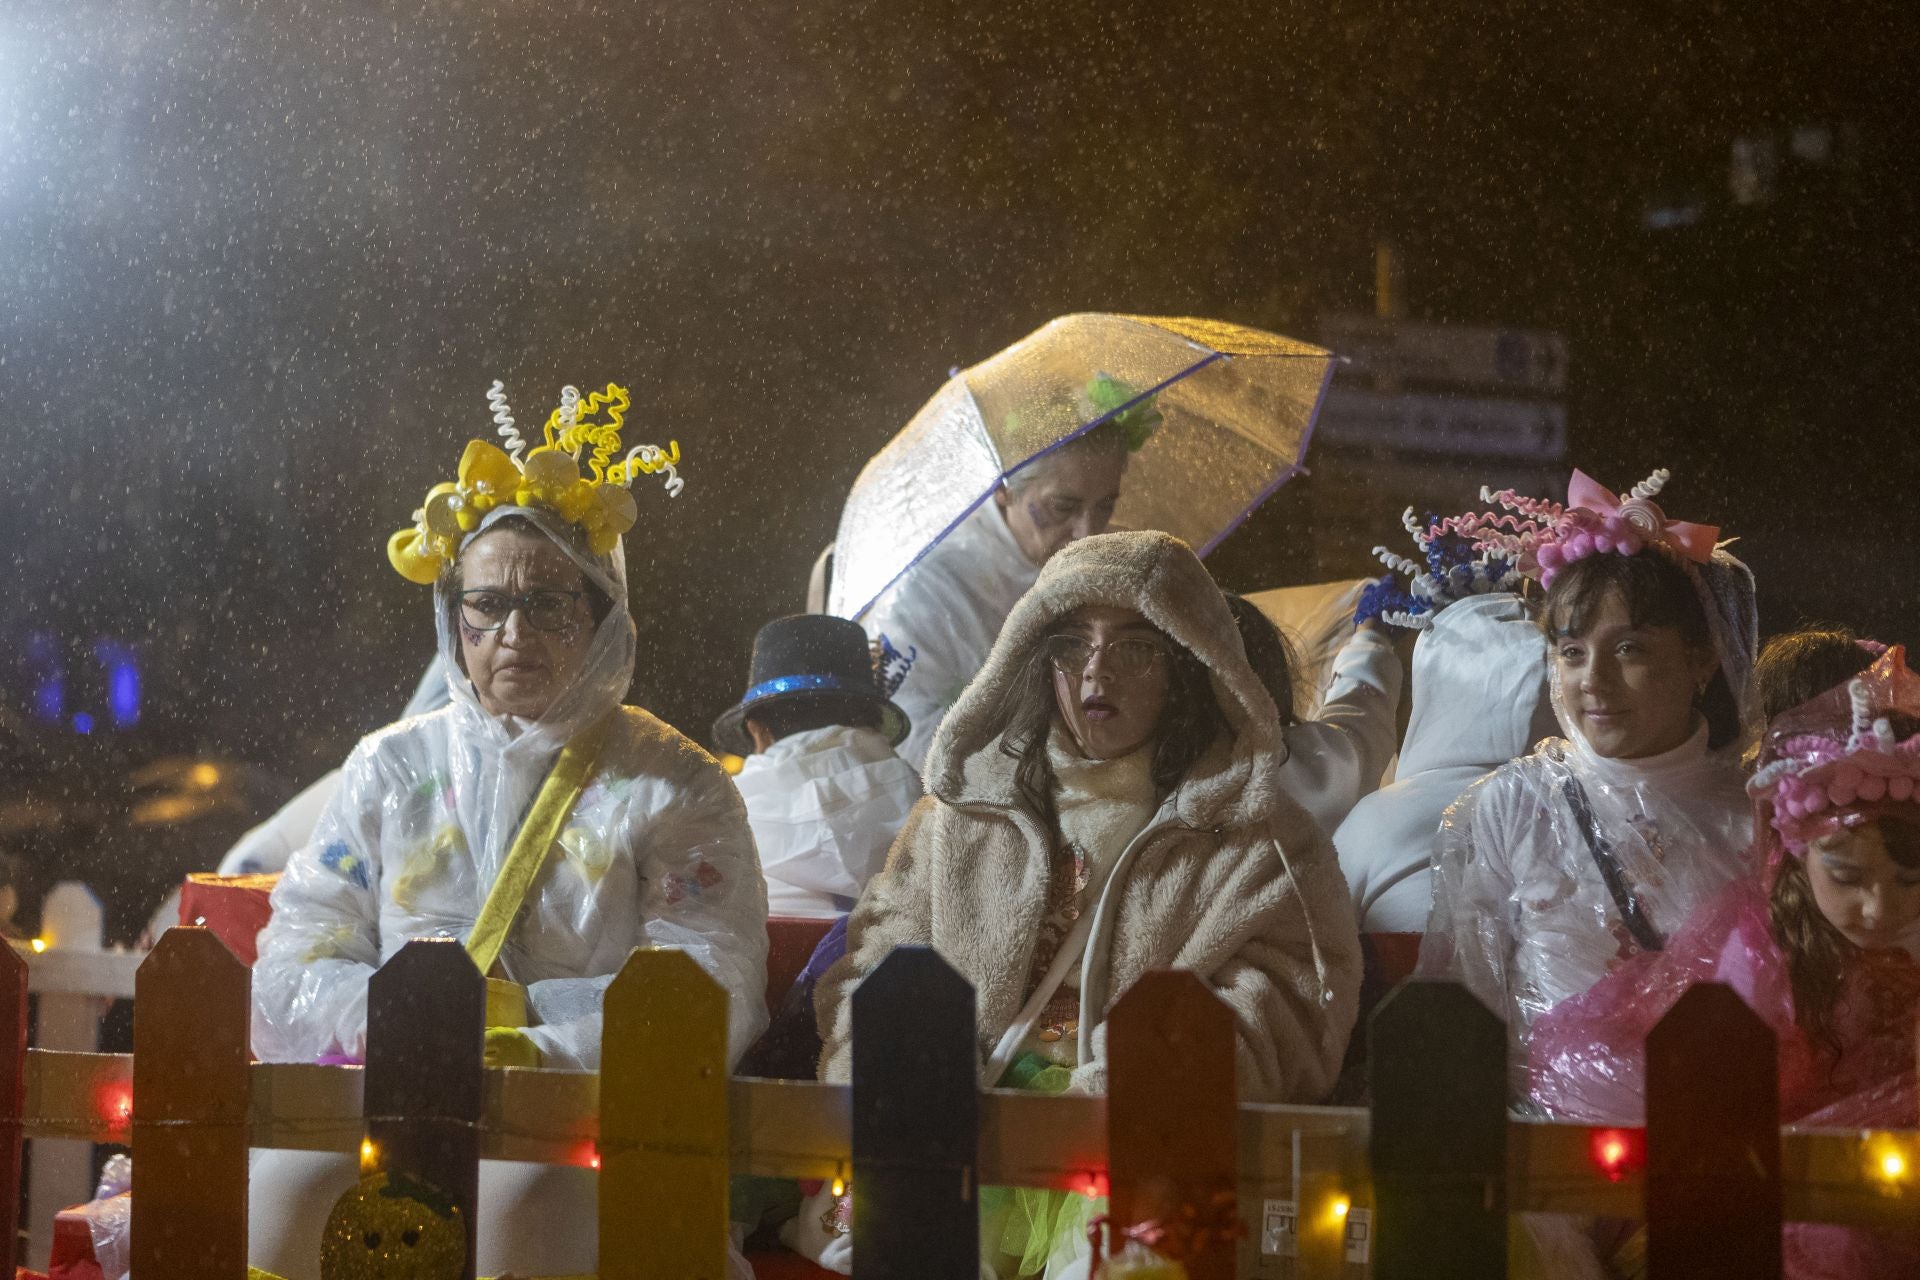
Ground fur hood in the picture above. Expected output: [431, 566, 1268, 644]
[819, 531, 1362, 1102]
[925, 529, 1293, 832]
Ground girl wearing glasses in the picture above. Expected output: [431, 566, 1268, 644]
[796, 530, 1361, 1277]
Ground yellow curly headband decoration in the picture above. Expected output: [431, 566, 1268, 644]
[387, 380, 683, 585]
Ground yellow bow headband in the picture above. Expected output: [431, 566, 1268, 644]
[387, 380, 683, 585]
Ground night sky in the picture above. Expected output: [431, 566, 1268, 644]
[4, 0, 1917, 910]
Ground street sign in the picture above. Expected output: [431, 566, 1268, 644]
[1314, 388, 1567, 460]
[1320, 313, 1568, 394]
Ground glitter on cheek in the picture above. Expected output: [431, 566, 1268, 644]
[459, 620, 488, 647]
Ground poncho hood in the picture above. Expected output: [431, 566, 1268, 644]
[432, 503, 638, 752]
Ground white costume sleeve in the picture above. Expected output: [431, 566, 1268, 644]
[1417, 769, 1525, 1026]
[523, 755, 769, 1069]
[879, 625, 973, 776]
[250, 744, 389, 1063]
[1275, 627, 1403, 836]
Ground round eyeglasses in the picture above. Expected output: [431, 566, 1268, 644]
[1043, 634, 1169, 679]
[457, 588, 586, 634]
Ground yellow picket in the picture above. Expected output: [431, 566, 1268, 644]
[599, 947, 730, 1280]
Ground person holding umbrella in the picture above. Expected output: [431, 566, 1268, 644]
[864, 383, 1152, 771]
[833, 315, 1339, 774]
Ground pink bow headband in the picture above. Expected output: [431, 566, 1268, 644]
[1430, 468, 1720, 588]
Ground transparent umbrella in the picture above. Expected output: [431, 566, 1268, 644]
[828, 313, 1338, 619]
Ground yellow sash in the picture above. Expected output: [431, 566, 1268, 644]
[464, 713, 618, 995]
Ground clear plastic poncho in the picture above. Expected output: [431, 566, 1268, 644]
[251, 505, 769, 1069]
[1418, 552, 1758, 1098]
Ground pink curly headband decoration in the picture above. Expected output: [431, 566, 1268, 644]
[1429, 468, 1720, 588]
[1750, 647, 1920, 856]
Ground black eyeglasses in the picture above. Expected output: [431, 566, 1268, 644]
[457, 588, 586, 634]
[1043, 634, 1169, 679]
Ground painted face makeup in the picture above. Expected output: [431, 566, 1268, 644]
[996, 443, 1129, 566]
[1047, 604, 1172, 759]
[454, 528, 597, 720]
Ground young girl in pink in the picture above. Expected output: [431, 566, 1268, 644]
[1529, 645, 1920, 1278]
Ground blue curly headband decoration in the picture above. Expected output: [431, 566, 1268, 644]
[1353, 508, 1523, 630]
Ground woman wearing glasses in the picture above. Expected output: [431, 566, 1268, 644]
[797, 530, 1360, 1277]
[249, 397, 766, 1278]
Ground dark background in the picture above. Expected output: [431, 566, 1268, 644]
[4, 0, 1917, 928]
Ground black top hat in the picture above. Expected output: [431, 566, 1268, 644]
[711, 615, 911, 757]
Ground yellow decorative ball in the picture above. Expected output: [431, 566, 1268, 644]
[320, 1171, 466, 1280]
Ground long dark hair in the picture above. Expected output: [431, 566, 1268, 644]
[1539, 549, 1740, 750]
[1770, 811, 1920, 1061]
[1222, 592, 1299, 727]
[991, 617, 1227, 832]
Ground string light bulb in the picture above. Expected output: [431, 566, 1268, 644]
[360, 1138, 378, 1170]
[1589, 1127, 1643, 1183]
[1329, 1195, 1351, 1221]
[1871, 1143, 1909, 1184]
[830, 1175, 847, 1199]
[29, 938, 47, 954]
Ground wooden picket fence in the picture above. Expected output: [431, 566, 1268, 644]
[2, 928, 1918, 1280]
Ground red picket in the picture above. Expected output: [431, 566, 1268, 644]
[1107, 969, 1239, 1280]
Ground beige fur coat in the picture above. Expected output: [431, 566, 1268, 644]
[816, 530, 1361, 1103]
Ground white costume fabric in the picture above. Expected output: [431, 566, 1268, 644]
[732, 723, 922, 918]
[1421, 722, 1751, 1099]
[1274, 627, 1403, 841]
[251, 506, 769, 1070]
[218, 657, 453, 877]
[860, 500, 1041, 773]
[1335, 593, 1556, 932]
[1419, 551, 1758, 1097]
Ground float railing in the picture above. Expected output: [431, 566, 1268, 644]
[2, 929, 1916, 1279]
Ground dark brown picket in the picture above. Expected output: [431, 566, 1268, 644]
[851, 945, 978, 1279]
[1369, 979, 1507, 1279]
[1646, 982, 1781, 1280]
[365, 938, 487, 1280]
[0, 941, 27, 1276]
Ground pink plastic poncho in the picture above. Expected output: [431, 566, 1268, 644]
[1528, 873, 1920, 1127]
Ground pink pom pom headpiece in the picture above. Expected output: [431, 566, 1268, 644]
[1749, 646, 1920, 858]
[1429, 468, 1721, 589]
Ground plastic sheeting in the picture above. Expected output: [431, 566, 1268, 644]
[829, 314, 1335, 622]
[251, 504, 768, 1069]
[1529, 877, 1920, 1124]
[1419, 724, 1752, 1098]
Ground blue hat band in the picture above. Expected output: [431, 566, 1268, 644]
[741, 673, 877, 705]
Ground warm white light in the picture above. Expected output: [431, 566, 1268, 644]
[1330, 1195, 1350, 1221]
